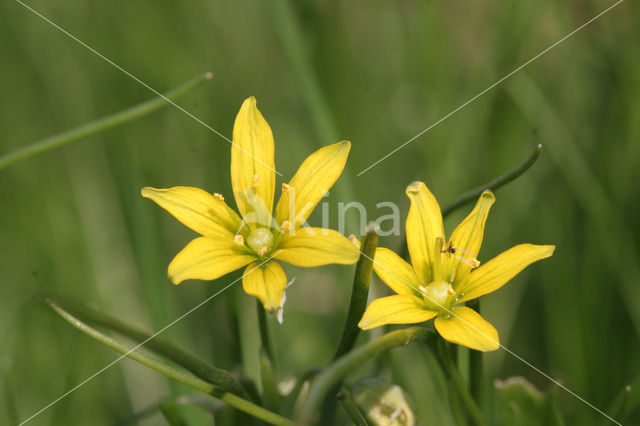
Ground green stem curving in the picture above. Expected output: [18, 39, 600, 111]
[296, 327, 431, 425]
[0, 72, 212, 172]
[46, 299, 293, 426]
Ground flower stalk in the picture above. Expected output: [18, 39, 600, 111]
[0, 72, 213, 172]
[438, 339, 486, 426]
[466, 299, 484, 406]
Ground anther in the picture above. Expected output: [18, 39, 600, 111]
[281, 220, 293, 232]
[257, 247, 268, 256]
[234, 235, 245, 245]
[419, 285, 428, 296]
[348, 234, 358, 246]
[282, 182, 291, 193]
[252, 174, 261, 187]
[447, 284, 455, 296]
[213, 192, 224, 201]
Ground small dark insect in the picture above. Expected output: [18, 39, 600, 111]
[441, 242, 456, 255]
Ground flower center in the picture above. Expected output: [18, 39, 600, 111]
[420, 280, 455, 312]
[247, 228, 274, 256]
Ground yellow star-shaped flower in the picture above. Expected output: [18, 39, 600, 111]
[142, 97, 359, 312]
[358, 181, 554, 351]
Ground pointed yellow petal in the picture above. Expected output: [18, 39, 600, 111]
[457, 244, 555, 303]
[142, 186, 243, 237]
[274, 227, 359, 267]
[444, 191, 495, 285]
[372, 247, 422, 296]
[231, 97, 276, 217]
[358, 295, 436, 330]
[168, 237, 255, 284]
[274, 141, 350, 227]
[434, 307, 499, 352]
[405, 181, 445, 284]
[242, 261, 287, 313]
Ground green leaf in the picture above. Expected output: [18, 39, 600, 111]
[44, 298, 294, 426]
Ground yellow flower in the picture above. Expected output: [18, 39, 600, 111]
[142, 97, 359, 312]
[358, 181, 554, 351]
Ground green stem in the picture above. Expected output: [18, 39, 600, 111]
[296, 327, 431, 425]
[438, 340, 486, 426]
[42, 295, 244, 395]
[441, 144, 542, 217]
[46, 299, 292, 426]
[257, 299, 273, 360]
[465, 299, 484, 408]
[334, 226, 379, 359]
[337, 388, 368, 426]
[0, 72, 213, 172]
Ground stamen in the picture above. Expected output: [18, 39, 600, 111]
[447, 284, 455, 296]
[257, 246, 268, 256]
[454, 254, 480, 268]
[252, 174, 261, 187]
[450, 268, 457, 283]
[234, 235, 244, 245]
[213, 192, 224, 201]
[282, 182, 291, 193]
[433, 237, 444, 281]
[348, 234, 358, 246]
[281, 220, 293, 232]
[418, 285, 428, 296]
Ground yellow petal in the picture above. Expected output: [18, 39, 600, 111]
[434, 306, 499, 352]
[242, 261, 287, 313]
[358, 295, 436, 330]
[274, 141, 351, 227]
[457, 244, 555, 303]
[142, 186, 243, 237]
[231, 97, 276, 217]
[405, 181, 445, 284]
[168, 237, 255, 284]
[372, 247, 422, 296]
[444, 191, 495, 285]
[274, 227, 359, 267]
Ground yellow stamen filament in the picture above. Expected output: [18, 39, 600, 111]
[433, 237, 444, 281]
[234, 235, 244, 245]
[252, 174, 261, 187]
[447, 284, 455, 296]
[281, 220, 293, 232]
[282, 182, 291, 193]
[213, 192, 224, 201]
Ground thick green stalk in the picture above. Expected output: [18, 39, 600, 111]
[465, 299, 484, 407]
[334, 227, 379, 359]
[0, 72, 212, 172]
[296, 327, 431, 425]
[438, 340, 486, 426]
[46, 299, 293, 426]
[42, 296, 244, 395]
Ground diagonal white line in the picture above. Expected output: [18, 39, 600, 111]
[357, 0, 624, 176]
[18, 253, 280, 425]
[14, 0, 282, 176]
[358, 249, 622, 425]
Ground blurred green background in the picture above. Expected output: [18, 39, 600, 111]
[1, 0, 638, 424]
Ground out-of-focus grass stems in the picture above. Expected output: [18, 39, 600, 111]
[508, 76, 640, 336]
[0, 72, 213, 172]
[270, 0, 358, 232]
